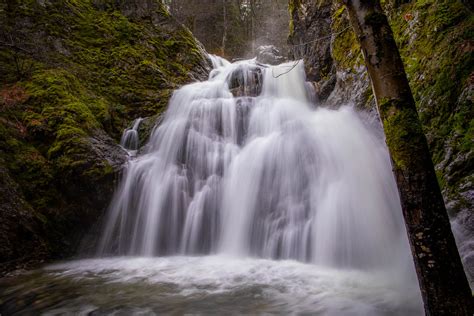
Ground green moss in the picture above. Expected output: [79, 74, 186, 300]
[0, 0, 208, 263]
[380, 98, 426, 169]
[333, 5, 346, 19]
[0, 119, 57, 213]
[288, 0, 300, 35]
[331, 4, 364, 70]
[386, 1, 473, 178]
[436, 169, 446, 190]
[288, 0, 300, 16]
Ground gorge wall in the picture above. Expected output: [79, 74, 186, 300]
[0, 0, 210, 274]
[288, 0, 473, 283]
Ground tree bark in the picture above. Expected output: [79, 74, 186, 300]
[341, 1, 473, 315]
[222, 0, 227, 55]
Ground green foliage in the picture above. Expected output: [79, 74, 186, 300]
[387, 0, 473, 182]
[380, 98, 425, 169]
[0, 115, 56, 214]
[288, 0, 300, 35]
[331, 4, 364, 70]
[329, 0, 473, 202]
[0, 0, 208, 264]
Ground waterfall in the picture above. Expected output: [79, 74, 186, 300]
[97, 56, 414, 273]
[120, 117, 143, 153]
[0, 56, 424, 315]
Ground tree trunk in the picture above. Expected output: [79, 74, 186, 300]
[222, 0, 227, 55]
[341, 1, 473, 315]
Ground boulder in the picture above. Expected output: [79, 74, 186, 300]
[256, 45, 286, 65]
[227, 65, 263, 97]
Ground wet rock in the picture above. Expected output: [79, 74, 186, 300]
[256, 45, 286, 65]
[227, 65, 263, 97]
[288, 0, 336, 104]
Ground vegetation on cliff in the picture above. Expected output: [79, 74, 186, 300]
[342, 0, 472, 312]
[288, 0, 473, 286]
[335, 0, 473, 215]
[0, 0, 209, 273]
[289, 0, 473, 217]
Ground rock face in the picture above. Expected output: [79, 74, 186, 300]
[0, 0, 210, 274]
[0, 160, 47, 273]
[288, 0, 372, 108]
[289, 1, 334, 83]
[227, 65, 263, 97]
[289, 0, 473, 283]
[256, 45, 286, 65]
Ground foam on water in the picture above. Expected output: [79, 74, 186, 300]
[0, 256, 423, 315]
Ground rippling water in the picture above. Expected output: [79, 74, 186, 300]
[0, 256, 423, 315]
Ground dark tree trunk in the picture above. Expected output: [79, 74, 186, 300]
[341, 0, 473, 315]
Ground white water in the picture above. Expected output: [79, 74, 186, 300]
[38, 256, 422, 315]
[120, 117, 143, 155]
[0, 256, 423, 315]
[92, 56, 423, 314]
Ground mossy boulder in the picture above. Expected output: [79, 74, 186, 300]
[0, 0, 210, 274]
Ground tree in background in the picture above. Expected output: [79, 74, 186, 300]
[165, 0, 289, 59]
[341, 0, 473, 314]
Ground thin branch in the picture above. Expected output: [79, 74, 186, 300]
[0, 34, 33, 53]
[272, 59, 301, 78]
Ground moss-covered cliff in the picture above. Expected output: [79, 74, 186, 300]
[289, 0, 473, 283]
[0, 0, 210, 274]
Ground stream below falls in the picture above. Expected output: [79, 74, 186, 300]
[0, 56, 427, 315]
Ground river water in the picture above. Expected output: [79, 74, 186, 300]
[0, 56, 425, 315]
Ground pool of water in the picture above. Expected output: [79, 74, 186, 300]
[0, 256, 423, 315]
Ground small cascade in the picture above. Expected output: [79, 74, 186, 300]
[120, 117, 143, 153]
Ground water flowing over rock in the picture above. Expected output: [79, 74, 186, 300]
[0, 56, 425, 315]
[120, 118, 143, 153]
[98, 56, 416, 274]
[226, 63, 263, 97]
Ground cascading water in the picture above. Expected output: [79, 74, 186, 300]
[0, 56, 425, 315]
[120, 117, 143, 153]
[97, 56, 413, 271]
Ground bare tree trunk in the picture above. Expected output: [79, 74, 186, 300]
[222, 0, 227, 55]
[341, 1, 473, 315]
[250, 0, 256, 54]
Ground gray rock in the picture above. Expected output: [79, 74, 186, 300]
[227, 65, 263, 97]
[256, 45, 286, 65]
